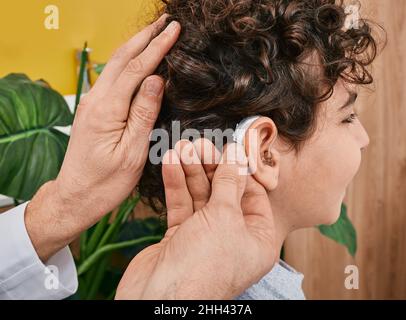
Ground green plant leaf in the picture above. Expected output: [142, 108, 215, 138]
[0, 73, 73, 200]
[318, 204, 357, 257]
[95, 195, 140, 251]
[74, 42, 89, 115]
[77, 235, 162, 276]
[93, 63, 106, 75]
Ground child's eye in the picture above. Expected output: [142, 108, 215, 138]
[342, 112, 358, 124]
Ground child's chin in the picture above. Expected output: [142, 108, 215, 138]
[324, 215, 340, 226]
[321, 204, 342, 226]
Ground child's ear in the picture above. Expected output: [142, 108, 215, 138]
[243, 117, 280, 191]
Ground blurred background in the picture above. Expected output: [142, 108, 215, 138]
[0, 0, 159, 95]
[0, 0, 405, 299]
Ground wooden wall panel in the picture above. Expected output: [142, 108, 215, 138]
[284, 0, 406, 299]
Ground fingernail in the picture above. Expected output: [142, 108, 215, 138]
[145, 78, 163, 97]
[165, 21, 179, 35]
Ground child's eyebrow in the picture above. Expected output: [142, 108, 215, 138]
[339, 91, 358, 110]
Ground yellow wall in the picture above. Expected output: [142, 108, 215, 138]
[0, 0, 160, 95]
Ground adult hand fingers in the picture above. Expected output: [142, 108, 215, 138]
[175, 140, 211, 211]
[242, 176, 272, 217]
[162, 150, 194, 229]
[242, 175, 275, 252]
[193, 138, 221, 182]
[209, 143, 248, 213]
[110, 20, 180, 119]
[120, 75, 164, 152]
[91, 14, 169, 97]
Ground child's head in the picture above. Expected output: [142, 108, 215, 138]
[139, 0, 380, 227]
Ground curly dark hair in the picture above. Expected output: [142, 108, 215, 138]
[138, 0, 381, 212]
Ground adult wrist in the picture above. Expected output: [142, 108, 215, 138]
[24, 180, 81, 262]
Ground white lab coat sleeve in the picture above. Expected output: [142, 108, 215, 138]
[0, 202, 78, 300]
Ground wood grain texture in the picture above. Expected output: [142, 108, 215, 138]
[284, 0, 406, 299]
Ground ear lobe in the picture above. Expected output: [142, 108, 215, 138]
[243, 117, 280, 192]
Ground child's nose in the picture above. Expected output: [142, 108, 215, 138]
[360, 125, 370, 150]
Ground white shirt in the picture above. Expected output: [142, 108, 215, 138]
[0, 202, 78, 300]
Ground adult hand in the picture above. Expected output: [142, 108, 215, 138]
[25, 15, 181, 262]
[116, 141, 278, 300]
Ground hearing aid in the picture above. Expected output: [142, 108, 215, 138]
[233, 115, 275, 167]
[232, 116, 261, 146]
